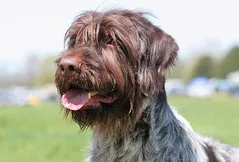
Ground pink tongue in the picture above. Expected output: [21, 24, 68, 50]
[62, 90, 89, 111]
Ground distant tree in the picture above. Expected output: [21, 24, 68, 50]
[182, 62, 194, 82]
[36, 55, 58, 85]
[0, 76, 7, 87]
[218, 46, 239, 78]
[189, 55, 215, 80]
[24, 54, 41, 86]
[167, 60, 184, 79]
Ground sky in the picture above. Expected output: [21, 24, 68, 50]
[0, 0, 239, 73]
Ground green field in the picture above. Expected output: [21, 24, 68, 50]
[0, 96, 239, 162]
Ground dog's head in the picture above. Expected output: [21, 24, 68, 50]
[55, 9, 178, 134]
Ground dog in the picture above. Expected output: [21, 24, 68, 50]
[55, 9, 239, 162]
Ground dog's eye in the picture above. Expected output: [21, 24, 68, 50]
[106, 39, 118, 47]
[111, 40, 118, 47]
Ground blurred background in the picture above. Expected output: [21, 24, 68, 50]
[0, 0, 239, 161]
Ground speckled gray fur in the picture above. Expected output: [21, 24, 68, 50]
[90, 93, 239, 162]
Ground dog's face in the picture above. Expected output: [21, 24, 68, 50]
[55, 10, 178, 134]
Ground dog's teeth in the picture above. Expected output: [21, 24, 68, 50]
[88, 93, 91, 99]
[88, 92, 97, 99]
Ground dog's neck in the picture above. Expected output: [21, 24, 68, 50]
[90, 91, 207, 162]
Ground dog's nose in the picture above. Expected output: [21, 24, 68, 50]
[59, 56, 81, 74]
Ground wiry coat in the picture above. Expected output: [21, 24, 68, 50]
[90, 93, 239, 162]
[55, 9, 239, 162]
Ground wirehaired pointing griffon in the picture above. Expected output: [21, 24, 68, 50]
[55, 9, 239, 162]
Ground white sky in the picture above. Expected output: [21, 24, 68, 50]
[0, 0, 239, 71]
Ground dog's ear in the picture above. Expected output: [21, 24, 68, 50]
[138, 27, 178, 96]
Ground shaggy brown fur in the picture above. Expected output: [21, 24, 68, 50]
[55, 9, 178, 136]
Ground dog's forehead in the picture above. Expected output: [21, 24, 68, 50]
[68, 10, 152, 39]
[76, 12, 138, 34]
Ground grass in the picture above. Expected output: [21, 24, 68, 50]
[168, 96, 239, 146]
[0, 103, 91, 162]
[0, 96, 239, 162]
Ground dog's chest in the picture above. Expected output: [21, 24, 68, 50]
[90, 132, 150, 162]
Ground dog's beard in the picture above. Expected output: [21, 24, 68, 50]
[55, 77, 140, 135]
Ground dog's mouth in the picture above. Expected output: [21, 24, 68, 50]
[61, 89, 116, 111]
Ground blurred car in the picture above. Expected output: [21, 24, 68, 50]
[0, 88, 28, 106]
[229, 86, 239, 97]
[166, 79, 185, 95]
[186, 77, 215, 98]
